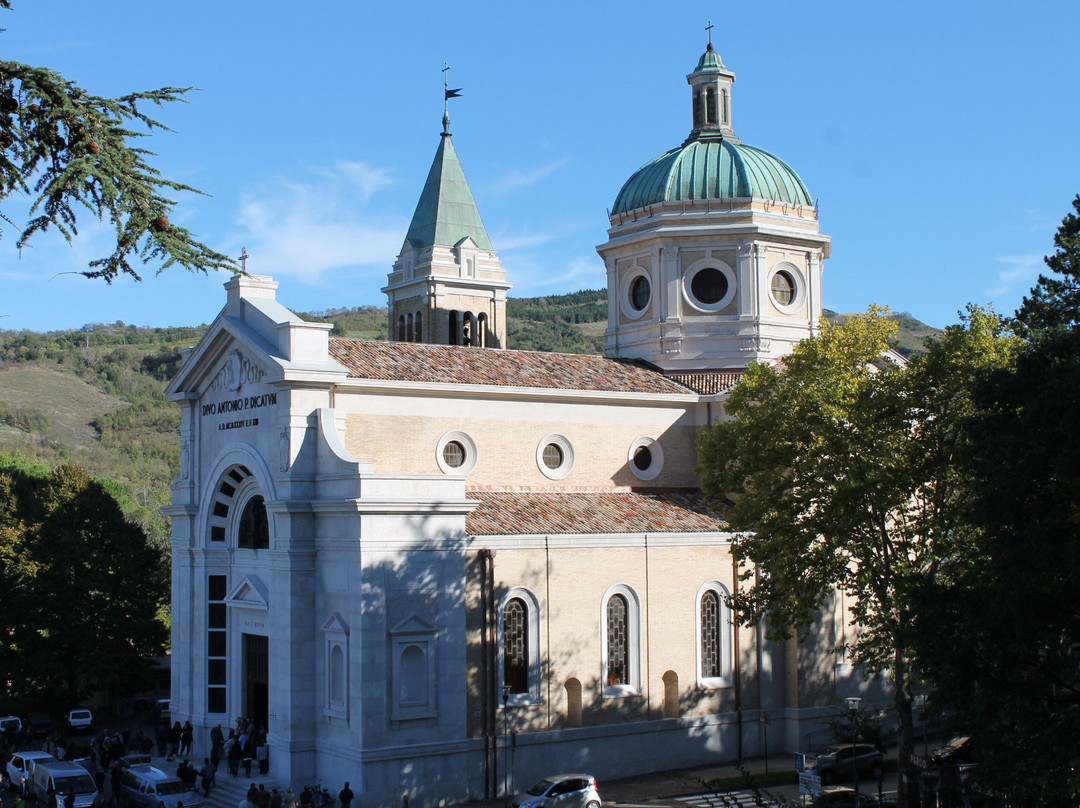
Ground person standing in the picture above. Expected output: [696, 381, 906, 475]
[256, 737, 268, 775]
[210, 725, 224, 762]
[270, 788, 283, 808]
[227, 733, 242, 778]
[338, 782, 354, 808]
[255, 785, 271, 808]
[200, 758, 216, 796]
[179, 722, 193, 758]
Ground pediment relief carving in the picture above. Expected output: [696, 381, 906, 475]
[209, 348, 265, 395]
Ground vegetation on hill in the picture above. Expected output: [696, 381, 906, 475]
[507, 289, 607, 353]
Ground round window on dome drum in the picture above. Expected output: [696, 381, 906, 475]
[630, 275, 651, 311]
[771, 270, 796, 306]
[691, 267, 728, 305]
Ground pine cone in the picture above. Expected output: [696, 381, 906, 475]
[152, 216, 170, 233]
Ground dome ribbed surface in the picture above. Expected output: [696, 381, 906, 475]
[612, 138, 812, 215]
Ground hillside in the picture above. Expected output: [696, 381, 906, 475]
[0, 294, 942, 541]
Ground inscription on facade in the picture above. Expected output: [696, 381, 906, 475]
[201, 392, 278, 418]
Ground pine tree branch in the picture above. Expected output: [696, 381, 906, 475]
[0, 54, 237, 281]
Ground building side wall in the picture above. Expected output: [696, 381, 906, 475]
[464, 538, 770, 739]
[340, 397, 702, 488]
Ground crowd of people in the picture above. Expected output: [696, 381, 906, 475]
[1, 716, 358, 808]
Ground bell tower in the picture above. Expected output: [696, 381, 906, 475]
[383, 89, 511, 348]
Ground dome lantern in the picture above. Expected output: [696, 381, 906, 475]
[687, 42, 738, 143]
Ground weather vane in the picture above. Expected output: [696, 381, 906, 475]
[442, 62, 462, 135]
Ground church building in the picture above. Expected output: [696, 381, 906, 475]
[165, 41, 875, 808]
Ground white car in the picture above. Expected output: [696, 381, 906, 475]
[6, 751, 57, 791]
[66, 709, 93, 732]
[511, 774, 601, 808]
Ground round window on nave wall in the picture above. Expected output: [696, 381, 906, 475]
[443, 440, 466, 468]
[628, 436, 664, 481]
[536, 434, 574, 480]
[436, 431, 478, 475]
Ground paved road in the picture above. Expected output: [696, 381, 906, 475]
[674, 772, 900, 807]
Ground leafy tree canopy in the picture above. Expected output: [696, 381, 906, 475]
[697, 305, 1018, 800]
[0, 452, 168, 710]
[913, 198, 1080, 807]
[0, 1, 235, 280]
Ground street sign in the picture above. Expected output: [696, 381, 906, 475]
[798, 771, 822, 796]
[794, 753, 806, 773]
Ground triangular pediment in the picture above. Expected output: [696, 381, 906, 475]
[225, 574, 269, 611]
[166, 318, 283, 400]
[389, 613, 436, 636]
[322, 612, 349, 635]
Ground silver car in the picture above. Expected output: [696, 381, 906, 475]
[512, 774, 601, 808]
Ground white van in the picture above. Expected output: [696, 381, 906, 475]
[5, 751, 56, 791]
[29, 760, 97, 808]
[119, 765, 204, 808]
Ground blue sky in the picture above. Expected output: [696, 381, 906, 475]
[2, 1, 1078, 333]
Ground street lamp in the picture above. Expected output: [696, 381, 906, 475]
[846, 698, 861, 806]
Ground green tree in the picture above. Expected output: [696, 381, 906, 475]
[1014, 194, 1080, 338]
[911, 199, 1080, 807]
[697, 306, 1017, 806]
[0, 1, 235, 281]
[0, 453, 168, 707]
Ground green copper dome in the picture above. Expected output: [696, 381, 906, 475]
[612, 138, 813, 216]
[611, 43, 813, 216]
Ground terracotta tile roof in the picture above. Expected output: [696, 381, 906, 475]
[664, 371, 744, 395]
[466, 489, 727, 535]
[328, 339, 695, 395]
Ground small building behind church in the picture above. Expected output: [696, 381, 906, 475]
[166, 40, 883, 808]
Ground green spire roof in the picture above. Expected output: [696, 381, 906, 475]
[404, 134, 492, 251]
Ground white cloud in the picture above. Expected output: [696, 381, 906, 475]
[485, 158, 571, 195]
[988, 253, 1043, 298]
[231, 162, 406, 286]
[510, 254, 606, 296]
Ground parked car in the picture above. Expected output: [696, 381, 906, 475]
[66, 709, 93, 732]
[5, 752, 57, 792]
[27, 712, 54, 738]
[118, 754, 153, 770]
[812, 744, 885, 785]
[511, 774, 601, 808]
[152, 698, 170, 725]
[0, 715, 23, 736]
[119, 765, 205, 808]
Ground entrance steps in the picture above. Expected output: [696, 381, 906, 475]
[205, 770, 284, 808]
